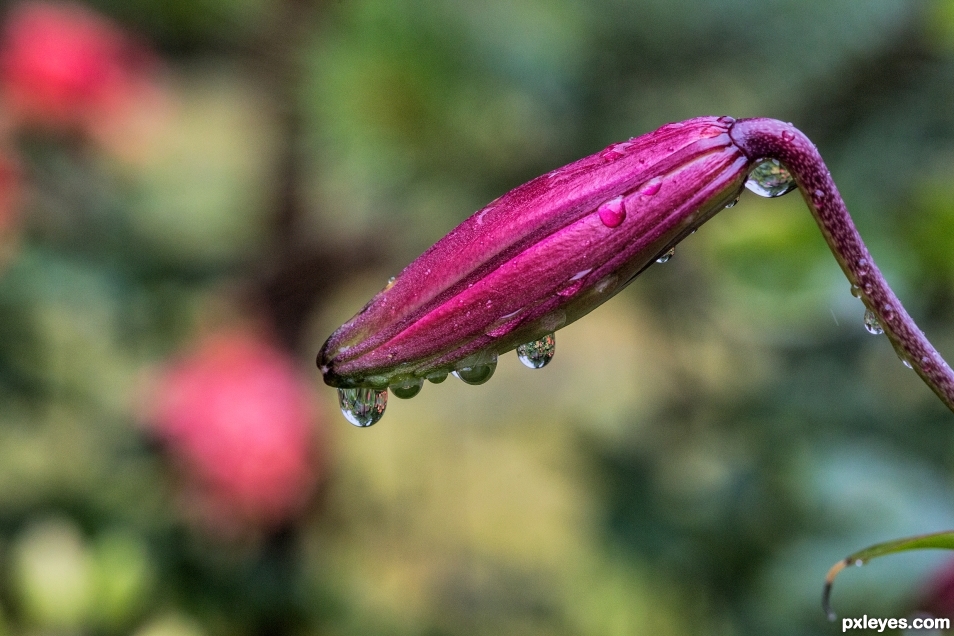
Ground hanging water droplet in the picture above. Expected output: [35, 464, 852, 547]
[594, 274, 618, 294]
[863, 308, 884, 335]
[745, 159, 796, 198]
[850, 284, 862, 298]
[541, 310, 567, 332]
[724, 195, 740, 209]
[426, 370, 448, 384]
[517, 333, 556, 369]
[901, 357, 913, 369]
[337, 388, 388, 427]
[390, 377, 423, 399]
[452, 356, 498, 385]
[383, 276, 396, 291]
[656, 247, 675, 264]
[597, 197, 626, 228]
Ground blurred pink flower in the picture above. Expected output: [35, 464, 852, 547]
[147, 331, 324, 536]
[919, 555, 954, 618]
[0, 1, 156, 135]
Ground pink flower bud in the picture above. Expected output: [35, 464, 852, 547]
[320, 117, 747, 389]
[319, 116, 954, 426]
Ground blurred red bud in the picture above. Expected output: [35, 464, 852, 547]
[147, 331, 324, 536]
[0, 1, 156, 135]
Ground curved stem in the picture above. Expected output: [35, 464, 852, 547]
[730, 117, 954, 414]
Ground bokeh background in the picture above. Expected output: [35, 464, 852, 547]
[0, 0, 953, 634]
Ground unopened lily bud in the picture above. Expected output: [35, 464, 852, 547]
[320, 117, 748, 397]
[319, 116, 954, 426]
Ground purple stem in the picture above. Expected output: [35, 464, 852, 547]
[730, 118, 954, 413]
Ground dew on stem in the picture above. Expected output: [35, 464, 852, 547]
[745, 159, 796, 198]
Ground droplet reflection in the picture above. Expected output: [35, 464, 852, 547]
[517, 333, 556, 369]
[864, 308, 884, 335]
[745, 159, 796, 198]
[338, 388, 388, 427]
[656, 247, 675, 264]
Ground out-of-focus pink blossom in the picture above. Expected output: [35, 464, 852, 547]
[147, 331, 323, 536]
[0, 1, 156, 136]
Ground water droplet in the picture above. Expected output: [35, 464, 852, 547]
[597, 197, 626, 228]
[541, 310, 567, 332]
[338, 388, 388, 427]
[717, 116, 736, 125]
[639, 178, 662, 196]
[452, 356, 498, 385]
[901, 357, 913, 369]
[517, 333, 556, 369]
[599, 145, 624, 162]
[384, 276, 396, 291]
[595, 274, 618, 294]
[365, 375, 389, 389]
[656, 247, 675, 264]
[724, 195, 740, 209]
[426, 370, 448, 384]
[850, 284, 862, 298]
[863, 308, 884, 335]
[781, 130, 795, 142]
[390, 377, 423, 399]
[558, 279, 586, 297]
[745, 159, 796, 198]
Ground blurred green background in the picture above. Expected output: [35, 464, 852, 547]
[1, 0, 954, 634]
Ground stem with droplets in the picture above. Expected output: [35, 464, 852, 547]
[730, 118, 954, 413]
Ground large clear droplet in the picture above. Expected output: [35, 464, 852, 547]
[656, 247, 675, 264]
[745, 159, 796, 198]
[863, 308, 884, 335]
[390, 377, 423, 399]
[517, 333, 556, 369]
[338, 388, 388, 427]
[452, 355, 498, 385]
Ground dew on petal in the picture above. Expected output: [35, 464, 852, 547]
[597, 197, 626, 228]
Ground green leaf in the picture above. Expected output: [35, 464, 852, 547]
[823, 530, 954, 620]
